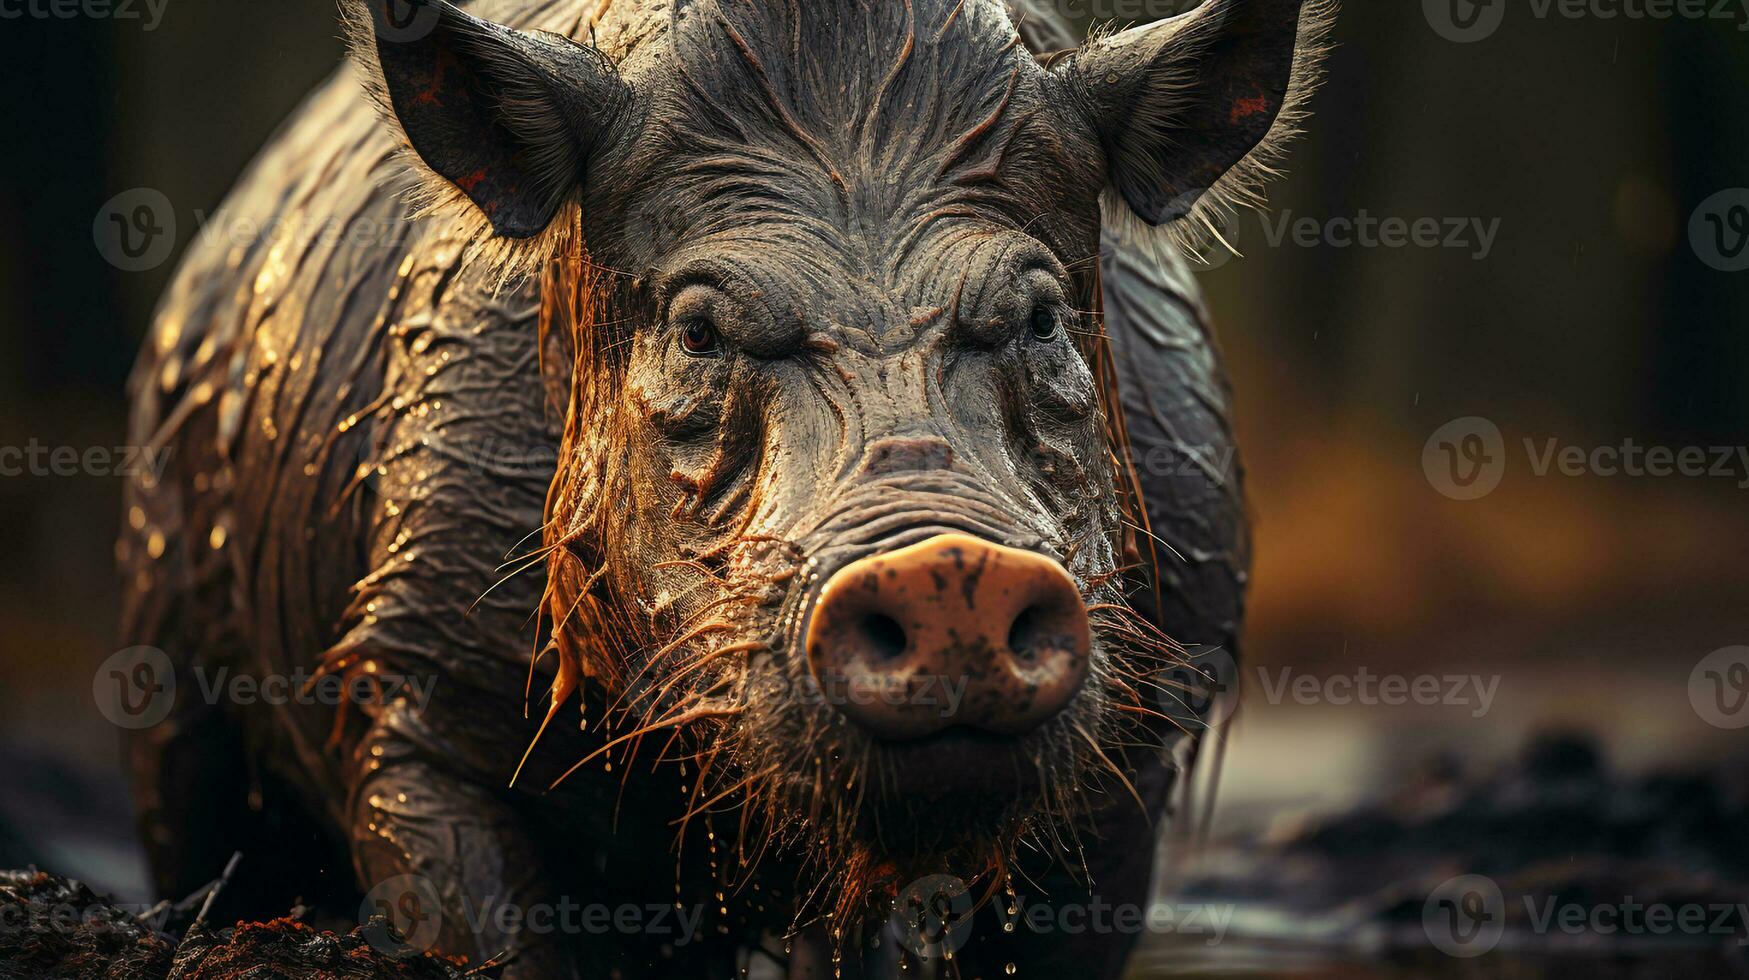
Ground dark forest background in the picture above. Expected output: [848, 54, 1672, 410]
[0, 0, 1745, 906]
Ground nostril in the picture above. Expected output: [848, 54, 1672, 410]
[1007, 604, 1043, 660]
[861, 613, 908, 660]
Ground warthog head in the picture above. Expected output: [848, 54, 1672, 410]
[346, 0, 1328, 918]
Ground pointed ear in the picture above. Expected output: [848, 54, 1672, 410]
[341, 0, 632, 242]
[1067, 0, 1334, 231]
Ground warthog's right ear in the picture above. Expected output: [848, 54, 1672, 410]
[1064, 0, 1333, 248]
[341, 0, 632, 256]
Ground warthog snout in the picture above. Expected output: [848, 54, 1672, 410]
[805, 533, 1091, 739]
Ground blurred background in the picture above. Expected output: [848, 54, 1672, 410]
[0, 0, 1745, 975]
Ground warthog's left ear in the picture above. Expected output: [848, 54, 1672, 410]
[1065, 0, 1334, 236]
[341, 0, 633, 271]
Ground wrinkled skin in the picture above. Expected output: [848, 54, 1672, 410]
[119, 0, 1296, 976]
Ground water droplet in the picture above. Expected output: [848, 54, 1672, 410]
[158, 355, 182, 393]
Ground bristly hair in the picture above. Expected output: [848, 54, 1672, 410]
[1094, 0, 1338, 262]
[337, 0, 599, 291]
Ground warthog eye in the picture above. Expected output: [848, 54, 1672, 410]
[680, 316, 721, 357]
[1029, 303, 1062, 342]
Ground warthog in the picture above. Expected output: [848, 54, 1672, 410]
[119, 0, 1329, 975]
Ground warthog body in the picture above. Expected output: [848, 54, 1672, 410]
[120, 0, 1327, 975]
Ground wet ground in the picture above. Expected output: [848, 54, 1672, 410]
[1126, 655, 1749, 978]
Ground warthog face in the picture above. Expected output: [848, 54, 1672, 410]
[346, 0, 1326, 915]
